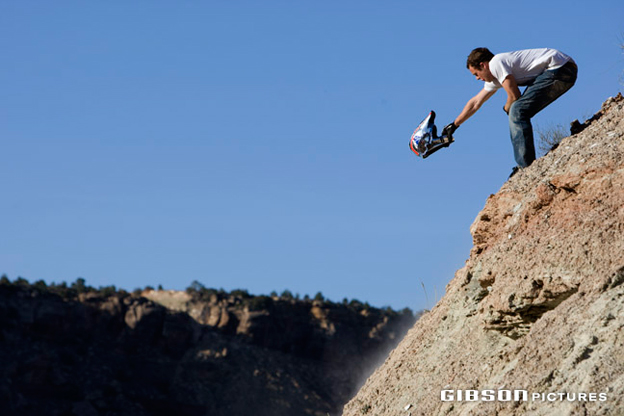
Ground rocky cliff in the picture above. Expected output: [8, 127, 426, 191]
[343, 94, 624, 416]
[0, 281, 415, 416]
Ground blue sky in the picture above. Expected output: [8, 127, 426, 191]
[1, 1, 623, 311]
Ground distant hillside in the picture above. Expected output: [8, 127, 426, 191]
[0, 277, 416, 416]
[343, 93, 624, 415]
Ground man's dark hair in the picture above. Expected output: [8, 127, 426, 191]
[466, 48, 494, 69]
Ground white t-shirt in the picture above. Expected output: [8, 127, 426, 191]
[484, 48, 573, 92]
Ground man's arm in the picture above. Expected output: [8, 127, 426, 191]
[454, 88, 496, 126]
[502, 75, 521, 114]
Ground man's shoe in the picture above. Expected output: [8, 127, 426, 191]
[508, 166, 520, 179]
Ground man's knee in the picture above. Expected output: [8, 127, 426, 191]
[508, 101, 528, 124]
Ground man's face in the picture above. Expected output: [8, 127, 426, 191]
[469, 62, 494, 82]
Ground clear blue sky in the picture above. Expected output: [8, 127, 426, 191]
[2, 1, 623, 311]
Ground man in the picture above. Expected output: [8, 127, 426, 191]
[442, 47, 577, 176]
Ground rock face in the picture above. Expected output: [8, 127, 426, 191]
[0, 283, 415, 416]
[343, 94, 624, 416]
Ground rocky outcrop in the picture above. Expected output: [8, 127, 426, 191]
[0, 283, 415, 416]
[343, 94, 624, 416]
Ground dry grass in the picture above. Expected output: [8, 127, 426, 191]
[535, 122, 568, 156]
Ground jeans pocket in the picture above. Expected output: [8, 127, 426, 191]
[553, 64, 578, 84]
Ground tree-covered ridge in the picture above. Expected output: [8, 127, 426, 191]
[0, 275, 415, 318]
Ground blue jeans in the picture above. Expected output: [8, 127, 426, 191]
[508, 61, 578, 167]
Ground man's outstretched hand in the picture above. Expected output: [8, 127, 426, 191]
[441, 122, 458, 138]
